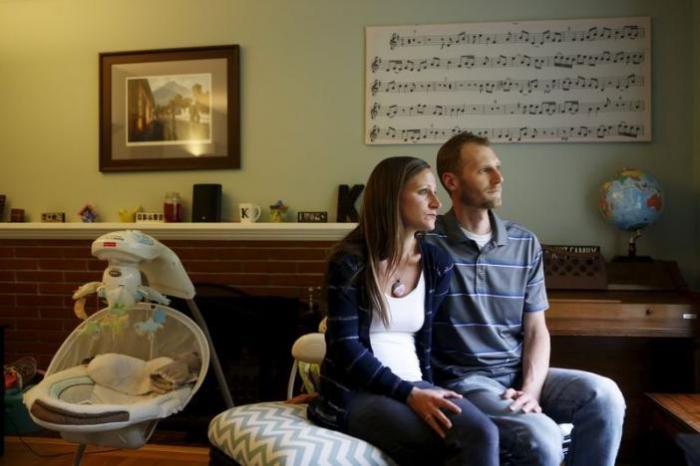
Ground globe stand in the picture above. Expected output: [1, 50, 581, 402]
[612, 229, 653, 263]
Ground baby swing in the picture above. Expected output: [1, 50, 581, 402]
[24, 230, 232, 465]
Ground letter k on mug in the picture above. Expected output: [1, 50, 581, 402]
[239, 203, 261, 223]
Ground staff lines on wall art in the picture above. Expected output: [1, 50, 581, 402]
[370, 51, 646, 73]
[369, 98, 645, 119]
[370, 74, 644, 95]
[365, 17, 652, 144]
[388, 24, 645, 49]
[368, 121, 644, 144]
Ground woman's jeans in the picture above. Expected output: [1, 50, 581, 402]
[346, 381, 499, 466]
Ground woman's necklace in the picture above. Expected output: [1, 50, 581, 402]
[390, 257, 411, 297]
[388, 245, 417, 298]
[390, 278, 407, 298]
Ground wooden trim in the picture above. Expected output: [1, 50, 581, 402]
[0, 222, 356, 241]
[4, 436, 209, 460]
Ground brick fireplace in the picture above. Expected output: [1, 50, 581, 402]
[0, 232, 341, 368]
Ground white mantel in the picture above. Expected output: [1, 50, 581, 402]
[0, 222, 357, 241]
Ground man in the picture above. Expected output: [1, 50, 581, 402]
[424, 132, 626, 466]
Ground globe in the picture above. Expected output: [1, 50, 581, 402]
[599, 169, 664, 232]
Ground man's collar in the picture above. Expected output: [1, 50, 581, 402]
[443, 209, 508, 246]
[489, 211, 509, 246]
[442, 210, 468, 243]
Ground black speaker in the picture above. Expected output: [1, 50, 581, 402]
[192, 184, 222, 222]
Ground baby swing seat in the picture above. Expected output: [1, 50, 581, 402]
[25, 302, 210, 449]
[22, 230, 217, 456]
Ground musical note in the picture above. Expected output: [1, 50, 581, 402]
[369, 125, 380, 142]
[389, 25, 646, 49]
[368, 98, 644, 119]
[389, 33, 399, 50]
[370, 51, 645, 73]
[371, 56, 382, 73]
[368, 122, 644, 143]
[370, 74, 644, 96]
[370, 102, 380, 119]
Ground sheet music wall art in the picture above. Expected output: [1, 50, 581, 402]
[365, 17, 651, 144]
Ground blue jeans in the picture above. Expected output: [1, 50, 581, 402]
[677, 433, 700, 466]
[346, 381, 499, 466]
[445, 368, 626, 466]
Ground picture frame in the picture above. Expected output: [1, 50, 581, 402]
[41, 212, 66, 223]
[297, 211, 328, 223]
[135, 212, 166, 223]
[99, 45, 240, 172]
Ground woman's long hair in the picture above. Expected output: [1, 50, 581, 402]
[328, 156, 431, 326]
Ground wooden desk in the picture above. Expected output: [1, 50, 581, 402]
[547, 290, 698, 338]
[647, 393, 700, 434]
[543, 290, 699, 464]
[646, 393, 700, 465]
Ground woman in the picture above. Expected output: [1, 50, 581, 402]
[308, 157, 498, 466]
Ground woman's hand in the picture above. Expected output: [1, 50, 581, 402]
[406, 387, 463, 438]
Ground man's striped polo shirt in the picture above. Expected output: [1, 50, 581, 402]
[422, 209, 549, 383]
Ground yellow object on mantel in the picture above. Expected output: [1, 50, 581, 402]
[0, 222, 357, 242]
[118, 206, 143, 223]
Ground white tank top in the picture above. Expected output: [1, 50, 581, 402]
[369, 272, 425, 382]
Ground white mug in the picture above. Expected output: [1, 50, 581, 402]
[239, 203, 261, 223]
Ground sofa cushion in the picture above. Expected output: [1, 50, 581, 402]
[208, 401, 395, 466]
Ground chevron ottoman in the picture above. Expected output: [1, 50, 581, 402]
[208, 401, 573, 465]
[208, 402, 396, 466]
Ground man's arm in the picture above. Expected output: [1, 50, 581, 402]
[521, 311, 550, 399]
[503, 311, 550, 413]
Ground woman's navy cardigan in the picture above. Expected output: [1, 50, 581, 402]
[307, 240, 453, 431]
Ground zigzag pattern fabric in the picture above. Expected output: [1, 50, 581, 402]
[208, 402, 396, 466]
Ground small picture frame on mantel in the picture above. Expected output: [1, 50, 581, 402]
[99, 45, 240, 172]
[298, 211, 328, 223]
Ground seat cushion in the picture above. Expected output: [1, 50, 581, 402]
[208, 402, 395, 466]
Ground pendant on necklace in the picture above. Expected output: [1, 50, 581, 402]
[391, 279, 406, 297]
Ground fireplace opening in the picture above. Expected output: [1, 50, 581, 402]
[158, 284, 322, 442]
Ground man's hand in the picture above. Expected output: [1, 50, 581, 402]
[501, 388, 542, 413]
[407, 387, 463, 438]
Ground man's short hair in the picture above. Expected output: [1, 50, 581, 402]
[436, 132, 490, 190]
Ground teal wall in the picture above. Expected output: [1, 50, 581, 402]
[0, 0, 697, 286]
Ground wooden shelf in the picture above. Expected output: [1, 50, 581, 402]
[0, 222, 356, 241]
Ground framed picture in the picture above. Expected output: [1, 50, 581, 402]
[297, 211, 328, 223]
[99, 45, 240, 172]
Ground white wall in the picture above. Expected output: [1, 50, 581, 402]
[0, 0, 697, 285]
